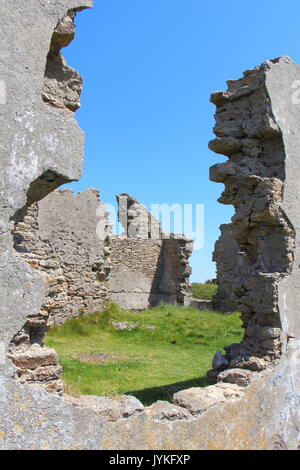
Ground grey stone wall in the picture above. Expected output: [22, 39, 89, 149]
[208, 57, 298, 385]
[12, 189, 110, 326]
[1, 0, 300, 448]
[212, 224, 240, 312]
[110, 194, 193, 310]
[0, 0, 92, 390]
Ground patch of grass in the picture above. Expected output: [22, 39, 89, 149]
[45, 303, 243, 406]
[191, 282, 218, 300]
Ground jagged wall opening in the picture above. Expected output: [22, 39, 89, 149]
[3, 7, 195, 399]
[7, 188, 193, 394]
[2, 4, 289, 402]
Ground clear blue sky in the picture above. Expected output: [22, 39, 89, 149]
[64, 0, 300, 282]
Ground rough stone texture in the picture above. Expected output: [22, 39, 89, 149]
[110, 194, 193, 310]
[0, 0, 92, 378]
[117, 193, 163, 240]
[144, 401, 193, 421]
[7, 188, 110, 392]
[64, 394, 144, 422]
[6, 344, 63, 394]
[173, 383, 245, 416]
[208, 57, 299, 388]
[212, 350, 229, 371]
[0, 360, 299, 450]
[217, 368, 258, 387]
[1, 6, 300, 448]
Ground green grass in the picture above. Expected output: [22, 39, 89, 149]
[45, 303, 243, 406]
[191, 282, 218, 300]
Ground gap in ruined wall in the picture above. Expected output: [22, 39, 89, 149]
[5, 8, 275, 423]
[4, 5, 241, 420]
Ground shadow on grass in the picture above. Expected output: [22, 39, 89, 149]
[126, 376, 210, 406]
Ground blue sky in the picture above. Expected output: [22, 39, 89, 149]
[64, 0, 300, 282]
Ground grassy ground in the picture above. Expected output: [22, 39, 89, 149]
[45, 303, 242, 406]
[191, 282, 218, 300]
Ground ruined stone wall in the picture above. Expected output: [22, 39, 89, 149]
[110, 237, 193, 310]
[7, 188, 110, 393]
[1, 0, 300, 448]
[0, 1, 93, 373]
[110, 194, 193, 310]
[110, 238, 163, 310]
[208, 56, 296, 384]
[42, 10, 83, 113]
[12, 189, 111, 326]
[0, 1, 94, 395]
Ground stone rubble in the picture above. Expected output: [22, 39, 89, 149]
[212, 350, 229, 371]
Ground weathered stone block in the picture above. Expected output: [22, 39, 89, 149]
[64, 394, 144, 422]
[173, 383, 244, 416]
